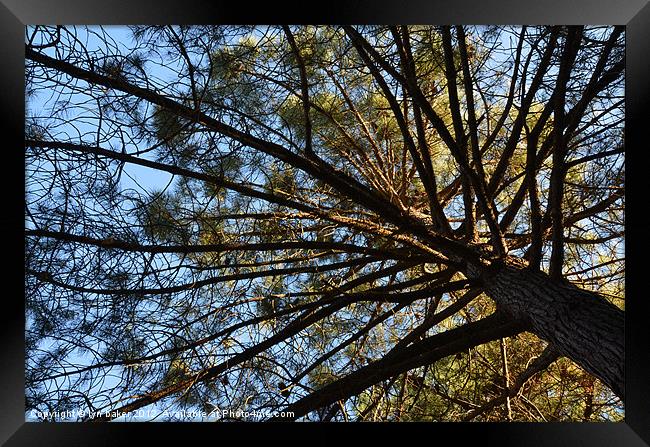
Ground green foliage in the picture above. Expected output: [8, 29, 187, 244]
[152, 105, 185, 143]
[308, 363, 338, 389]
[162, 358, 192, 387]
[139, 191, 190, 244]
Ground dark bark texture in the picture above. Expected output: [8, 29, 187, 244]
[475, 257, 624, 400]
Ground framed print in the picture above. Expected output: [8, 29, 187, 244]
[2, 0, 649, 445]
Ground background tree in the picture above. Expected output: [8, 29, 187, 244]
[25, 24, 624, 421]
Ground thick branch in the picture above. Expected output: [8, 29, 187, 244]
[273, 312, 527, 420]
[282, 26, 313, 155]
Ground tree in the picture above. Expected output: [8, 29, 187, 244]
[25, 25, 624, 422]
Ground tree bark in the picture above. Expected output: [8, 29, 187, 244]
[475, 257, 624, 400]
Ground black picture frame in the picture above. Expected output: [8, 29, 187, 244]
[2, 1, 649, 445]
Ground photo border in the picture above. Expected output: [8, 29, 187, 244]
[2, 1, 648, 444]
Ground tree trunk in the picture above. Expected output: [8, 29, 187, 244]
[475, 257, 624, 400]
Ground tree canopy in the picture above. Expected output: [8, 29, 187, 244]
[25, 25, 624, 422]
